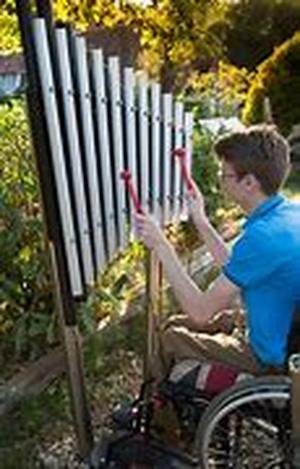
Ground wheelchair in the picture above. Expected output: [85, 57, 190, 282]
[195, 375, 292, 468]
[89, 312, 300, 468]
[194, 311, 300, 468]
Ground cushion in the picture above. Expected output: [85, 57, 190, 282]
[167, 359, 253, 396]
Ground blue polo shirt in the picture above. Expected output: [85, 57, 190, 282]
[223, 194, 300, 366]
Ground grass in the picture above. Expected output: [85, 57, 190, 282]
[0, 319, 144, 468]
[0, 381, 72, 468]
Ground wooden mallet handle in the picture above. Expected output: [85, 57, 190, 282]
[120, 170, 144, 214]
[173, 148, 195, 195]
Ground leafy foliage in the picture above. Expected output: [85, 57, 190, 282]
[136, 0, 228, 90]
[1, 0, 227, 89]
[0, 100, 55, 366]
[192, 128, 224, 222]
[3, 0, 300, 90]
[54, 0, 129, 31]
[53, 0, 228, 90]
[78, 241, 146, 336]
[0, 10, 21, 53]
[185, 62, 253, 119]
[243, 31, 300, 136]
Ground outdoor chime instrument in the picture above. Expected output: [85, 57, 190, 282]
[16, 0, 194, 458]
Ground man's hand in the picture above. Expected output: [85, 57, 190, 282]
[186, 179, 208, 228]
[134, 212, 166, 250]
[186, 179, 229, 266]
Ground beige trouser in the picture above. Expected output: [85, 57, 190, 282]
[150, 311, 264, 382]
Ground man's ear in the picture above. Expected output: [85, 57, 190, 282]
[243, 173, 258, 190]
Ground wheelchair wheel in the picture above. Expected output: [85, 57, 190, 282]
[194, 376, 292, 468]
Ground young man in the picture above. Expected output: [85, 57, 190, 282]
[135, 124, 300, 381]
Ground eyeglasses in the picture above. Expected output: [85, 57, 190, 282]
[218, 171, 238, 180]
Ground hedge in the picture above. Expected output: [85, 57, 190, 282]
[242, 31, 300, 136]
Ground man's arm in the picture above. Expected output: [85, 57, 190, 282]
[187, 180, 228, 267]
[193, 217, 229, 267]
[135, 214, 239, 327]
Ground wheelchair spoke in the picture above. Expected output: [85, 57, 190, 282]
[195, 377, 292, 469]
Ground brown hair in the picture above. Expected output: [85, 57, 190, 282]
[214, 124, 291, 195]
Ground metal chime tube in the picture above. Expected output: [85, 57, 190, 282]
[162, 93, 173, 224]
[138, 72, 150, 211]
[174, 101, 184, 221]
[108, 56, 127, 250]
[33, 18, 83, 297]
[181, 111, 194, 220]
[124, 67, 139, 225]
[73, 35, 106, 273]
[151, 82, 161, 221]
[55, 27, 95, 286]
[91, 49, 117, 261]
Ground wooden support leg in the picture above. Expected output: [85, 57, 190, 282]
[144, 249, 163, 382]
[50, 244, 93, 459]
[289, 353, 300, 468]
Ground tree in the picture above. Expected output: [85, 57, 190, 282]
[0, 0, 251, 91]
[0, 100, 55, 362]
[223, 0, 300, 70]
[0, 4, 21, 53]
[137, 0, 228, 90]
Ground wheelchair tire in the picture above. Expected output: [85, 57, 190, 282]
[194, 376, 292, 468]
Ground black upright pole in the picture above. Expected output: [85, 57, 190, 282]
[15, 0, 93, 458]
[15, 0, 74, 324]
[35, 0, 53, 24]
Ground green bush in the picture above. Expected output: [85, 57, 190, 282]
[243, 32, 300, 136]
[192, 124, 241, 226]
[192, 127, 224, 220]
[0, 100, 55, 368]
[185, 62, 253, 120]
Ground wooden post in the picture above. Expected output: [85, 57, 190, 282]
[263, 96, 274, 125]
[289, 354, 300, 468]
[50, 244, 93, 457]
[144, 250, 162, 381]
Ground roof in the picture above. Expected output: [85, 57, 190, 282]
[85, 25, 140, 67]
[199, 117, 245, 135]
[0, 54, 25, 74]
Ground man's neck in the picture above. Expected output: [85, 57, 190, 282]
[242, 193, 270, 215]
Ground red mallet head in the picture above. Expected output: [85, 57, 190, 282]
[172, 148, 195, 195]
[172, 148, 186, 159]
[120, 169, 132, 182]
[120, 170, 143, 214]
